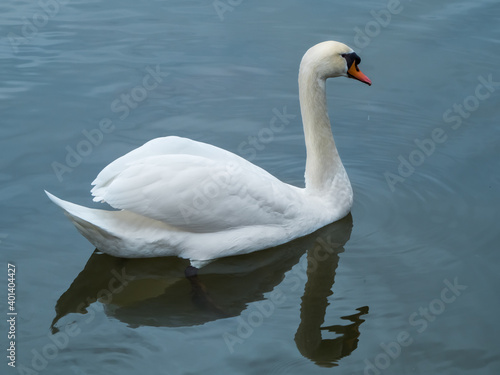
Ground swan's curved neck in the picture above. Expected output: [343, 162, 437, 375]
[299, 65, 344, 193]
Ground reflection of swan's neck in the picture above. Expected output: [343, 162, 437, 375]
[299, 65, 343, 193]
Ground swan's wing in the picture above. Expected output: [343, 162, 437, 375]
[91, 136, 247, 201]
[92, 153, 301, 232]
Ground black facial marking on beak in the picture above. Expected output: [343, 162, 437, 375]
[342, 52, 371, 86]
[342, 52, 361, 73]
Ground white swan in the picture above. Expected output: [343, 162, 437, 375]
[46, 41, 371, 266]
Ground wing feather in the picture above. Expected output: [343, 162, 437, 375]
[91, 137, 302, 232]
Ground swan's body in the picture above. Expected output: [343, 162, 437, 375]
[46, 41, 371, 265]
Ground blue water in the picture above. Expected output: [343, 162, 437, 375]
[1, 0, 499, 374]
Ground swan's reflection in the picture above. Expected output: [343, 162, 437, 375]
[52, 214, 367, 367]
[294, 235, 368, 367]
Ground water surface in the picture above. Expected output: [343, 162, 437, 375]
[1, 0, 499, 374]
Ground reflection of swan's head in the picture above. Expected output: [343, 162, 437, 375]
[300, 41, 371, 85]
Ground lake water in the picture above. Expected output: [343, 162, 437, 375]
[1, 0, 499, 374]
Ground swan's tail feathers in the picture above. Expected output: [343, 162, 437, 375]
[45, 191, 101, 224]
[45, 191, 123, 251]
[44, 191, 177, 258]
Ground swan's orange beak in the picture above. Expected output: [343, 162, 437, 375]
[347, 62, 372, 86]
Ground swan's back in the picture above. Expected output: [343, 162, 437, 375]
[90, 136, 304, 232]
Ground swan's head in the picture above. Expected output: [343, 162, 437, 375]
[300, 41, 371, 85]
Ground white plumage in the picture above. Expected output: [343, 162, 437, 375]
[46, 41, 371, 266]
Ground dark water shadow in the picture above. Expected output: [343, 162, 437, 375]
[52, 214, 368, 367]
